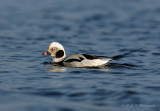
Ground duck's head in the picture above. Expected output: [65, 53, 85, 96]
[43, 42, 66, 62]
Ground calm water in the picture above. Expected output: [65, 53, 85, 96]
[0, 0, 160, 111]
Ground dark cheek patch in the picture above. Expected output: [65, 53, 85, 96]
[55, 50, 64, 58]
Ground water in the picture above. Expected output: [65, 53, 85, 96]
[0, 0, 160, 111]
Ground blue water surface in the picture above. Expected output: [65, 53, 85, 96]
[0, 0, 160, 111]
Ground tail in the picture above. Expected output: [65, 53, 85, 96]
[108, 48, 143, 61]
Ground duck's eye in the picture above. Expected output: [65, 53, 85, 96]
[52, 48, 56, 51]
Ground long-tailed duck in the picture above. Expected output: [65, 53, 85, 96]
[43, 42, 142, 67]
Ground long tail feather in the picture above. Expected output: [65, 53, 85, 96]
[110, 48, 143, 61]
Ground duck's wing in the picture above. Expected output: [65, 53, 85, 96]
[63, 54, 85, 63]
[81, 54, 109, 60]
[63, 54, 109, 67]
[63, 54, 108, 63]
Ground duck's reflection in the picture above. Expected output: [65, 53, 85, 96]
[43, 62, 66, 72]
[49, 65, 66, 72]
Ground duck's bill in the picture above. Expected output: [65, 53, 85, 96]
[43, 51, 50, 55]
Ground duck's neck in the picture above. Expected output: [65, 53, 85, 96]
[53, 55, 66, 63]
